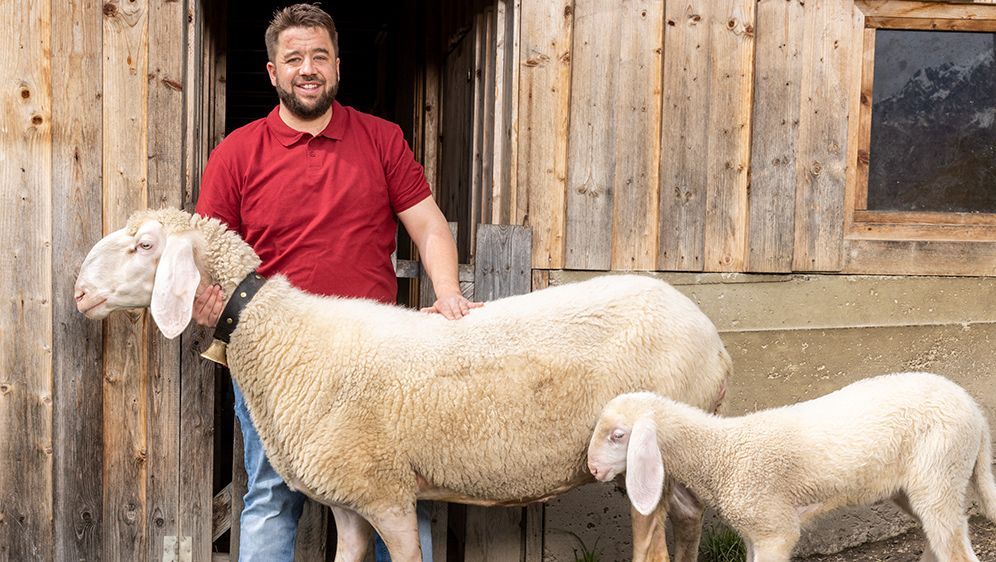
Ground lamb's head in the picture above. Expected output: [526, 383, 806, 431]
[587, 392, 664, 516]
[74, 208, 251, 339]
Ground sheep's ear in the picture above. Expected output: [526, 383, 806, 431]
[625, 417, 664, 516]
[150, 234, 200, 339]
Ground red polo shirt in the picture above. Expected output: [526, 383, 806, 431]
[195, 102, 432, 303]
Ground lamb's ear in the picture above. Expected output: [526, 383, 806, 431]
[150, 234, 200, 339]
[625, 417, 664, 516]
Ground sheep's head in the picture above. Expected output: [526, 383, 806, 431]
[75, 208, 205, 339]
[587, 392, 664, 516]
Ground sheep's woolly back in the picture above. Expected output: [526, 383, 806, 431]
[127, 208, 261, 294]
[222, 272, 732, 512]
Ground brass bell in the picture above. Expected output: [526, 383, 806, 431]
[200, 338, 228, 366]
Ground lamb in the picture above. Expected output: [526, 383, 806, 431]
[74, 208, 732, 562]
[587, 372, 996, 562]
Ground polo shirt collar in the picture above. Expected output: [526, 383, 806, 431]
[266, 100, 347, 146]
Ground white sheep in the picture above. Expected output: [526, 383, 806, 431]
[587, 372, 996, 562]
[74, 208, 732, 562]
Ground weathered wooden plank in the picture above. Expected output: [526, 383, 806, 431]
[517, 0, 573, 268]
[565, 0, 622, 270]
[464, 224, 532, 561]
[659, 1, 753, 272]
[748, 0, 805, 272]
[294, 500, 330, 562]
[212, 484, 231, 542]
[440, 30, 474, 262]
[51, 0, 104, 560]
[856, 0, 996, 20]
[703, 1, 754, 272]
[230, 413, 246, 560]
[464, 507, 524, 562]
[490, 0, 516, 225]
[566, 0, 662, 271]
[658, 2, 710, 271]
[180, 1, 219, 558]
[102, 1, 151, 560]
[470, 11, 487, 255]
[508, 0, 524, 226]
[472, 225, 532, 301]
[480, 6, 498, 231]
[792, 0, 851, 271]
[0, 0, 54, 560]
[147, 0, 185, 558]
[178, 329, 215, 562]
[609, 0, 663, 271]
[843, 239, 996, 276]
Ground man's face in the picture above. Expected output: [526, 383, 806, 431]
[266, 26, 340, 120]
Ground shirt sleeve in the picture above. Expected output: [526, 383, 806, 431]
[383, 124, 433, 214]
[195, 143, 243, 234]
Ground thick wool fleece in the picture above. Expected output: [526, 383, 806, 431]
[598, 373, 996, 543]
[135, 209, 732, 519]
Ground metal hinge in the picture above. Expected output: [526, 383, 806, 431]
[163, 536, 192, 562]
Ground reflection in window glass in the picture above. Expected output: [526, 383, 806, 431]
[868, 30, 996, 213]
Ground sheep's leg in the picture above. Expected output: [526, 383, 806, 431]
[367, 506, 423, 562]
[748, 535, 796, 562]
[892, 492, 939, 562]
[630, 501, 669, 562]
[667, 483, 704, 562]
[331, 506, 373, 562]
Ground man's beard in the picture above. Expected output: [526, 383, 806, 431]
[275, 77, 338, 120]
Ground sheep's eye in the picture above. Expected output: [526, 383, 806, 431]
[138, 240, 153, 251]
[610, 430, 626, 443]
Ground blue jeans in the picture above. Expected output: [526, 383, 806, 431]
[233, 381, 433, 561]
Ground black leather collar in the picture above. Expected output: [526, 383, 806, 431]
[213, 271, 267, 344]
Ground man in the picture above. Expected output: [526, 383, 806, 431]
[193, 4, 478, 561]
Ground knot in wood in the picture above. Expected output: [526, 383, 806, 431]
[103, 2, 117, 16]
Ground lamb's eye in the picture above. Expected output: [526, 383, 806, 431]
[138, 240, 153, 251]
[610, 430, 626, 443]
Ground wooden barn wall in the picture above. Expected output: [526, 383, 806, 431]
[1, 1, 219, 560]
[496, 0, 996, 273]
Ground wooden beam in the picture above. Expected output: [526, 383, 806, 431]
[212, 484, 232, 542]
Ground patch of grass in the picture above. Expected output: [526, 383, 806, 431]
[560, 530, 602, 562]
[699, 524, 747, 562]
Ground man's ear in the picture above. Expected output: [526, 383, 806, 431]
[625, 417, 664, 516]
[150, 234, 200, 339]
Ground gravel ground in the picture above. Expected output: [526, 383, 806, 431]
[797, 517, 996, 562]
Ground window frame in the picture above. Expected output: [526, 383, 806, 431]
[847, 1, 996, 244]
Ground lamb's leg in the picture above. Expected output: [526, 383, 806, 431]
[331, 506, 373, 562]
[367, 505, 424, 562]
[630, 501, 669, 562]
[892, 492, 938, 562]
[905, 484, 980, 562]
[667, 483, 704, 562]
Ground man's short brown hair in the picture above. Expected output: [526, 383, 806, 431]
[265, 3, 339, 62]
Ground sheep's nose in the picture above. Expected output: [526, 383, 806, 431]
[588, 461, 600, 479]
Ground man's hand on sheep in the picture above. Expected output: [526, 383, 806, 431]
[192, 283, 224, 327]
[421, 290, 483, 320]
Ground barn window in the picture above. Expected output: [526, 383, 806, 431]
[850, 2, 996, 242]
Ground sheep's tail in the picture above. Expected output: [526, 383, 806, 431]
[973, 419, 996, 522]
